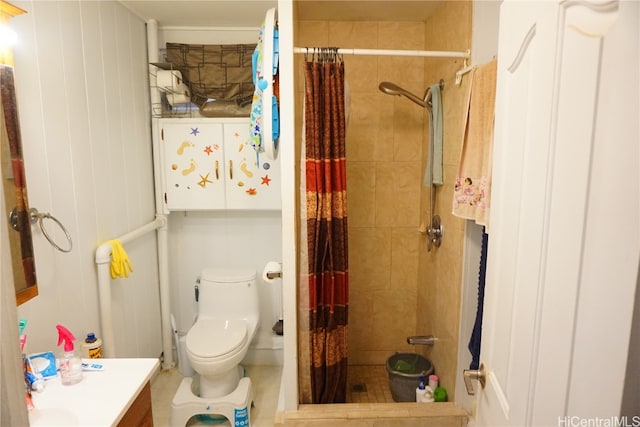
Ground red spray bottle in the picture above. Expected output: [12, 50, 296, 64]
[56, 324, 83, 385]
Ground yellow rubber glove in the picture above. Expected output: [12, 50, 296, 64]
[109, 239, 133, 279]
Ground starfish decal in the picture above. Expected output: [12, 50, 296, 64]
[190, 127, 200, 136]
[261, 175, 272, 186]
[204, 145, 213, 155]
[246, 188, 257, 195]
[197, 173, 213, 188]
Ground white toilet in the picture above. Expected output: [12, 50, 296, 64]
[171, 267, 258, 426]
[186, 267, 259, 398]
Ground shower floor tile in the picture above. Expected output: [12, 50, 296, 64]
[347, 365, 394, 403]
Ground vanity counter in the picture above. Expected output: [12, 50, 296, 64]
[29, 358, 159, 426]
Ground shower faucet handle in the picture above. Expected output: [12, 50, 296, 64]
[427, 215, 443, 251]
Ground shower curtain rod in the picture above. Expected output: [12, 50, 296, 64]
[293, 47, 470, 59]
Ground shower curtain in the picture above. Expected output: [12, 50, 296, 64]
[300, 50, 349, 404]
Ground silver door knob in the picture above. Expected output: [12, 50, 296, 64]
[463, 363, 487, 396]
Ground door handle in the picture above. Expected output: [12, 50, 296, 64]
[463, 363, 487, 396]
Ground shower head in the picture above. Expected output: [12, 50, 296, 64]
[379, 81, 429, 108]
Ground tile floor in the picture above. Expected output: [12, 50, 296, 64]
[346, 365, 394, 403]
[151, 364, 395, 426]
[151, 365, 282, 427]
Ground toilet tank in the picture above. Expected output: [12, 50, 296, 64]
[196, 268, 259, 324]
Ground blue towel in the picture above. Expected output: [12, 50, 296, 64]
[424, 84, 443, 187]
[468, 227, 488, 370]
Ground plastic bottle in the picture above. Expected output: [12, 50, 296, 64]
[25, 371, 45, 392]
[428, 374, 439, 390]
[81, 332, 103, 359]
[25, 355, 46, 392]
[434, 386, 448, 402]
[416, 376, 434, 403]
[416, 376, 426, 402]
[56, 324, 83, 385]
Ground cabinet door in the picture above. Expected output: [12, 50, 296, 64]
[160, 120, 226, 210]
[223, 122, 281, 210]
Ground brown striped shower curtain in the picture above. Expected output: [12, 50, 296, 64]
[299, 50, 349, 404]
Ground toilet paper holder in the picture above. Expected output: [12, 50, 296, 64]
[263, 261, 282, 281]
[265, 271, 281, 279]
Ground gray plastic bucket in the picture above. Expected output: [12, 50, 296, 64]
[385, 353, 434, 402]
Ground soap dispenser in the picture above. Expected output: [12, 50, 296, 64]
[56, 324, 83, 385]
[416, 375, 434, 403]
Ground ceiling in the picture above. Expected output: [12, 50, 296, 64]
[119, 1, 277, 27]
[119, 1, 443, 28]
[296, 1, 443, 22]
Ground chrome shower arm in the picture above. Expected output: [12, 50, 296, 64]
[379, 81, 429, 108]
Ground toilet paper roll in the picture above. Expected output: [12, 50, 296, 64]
[157, 69, 183, 92]
[157, 70, 191, 105]
[262, 261, 282, 282]
[166, 86, 191, 106]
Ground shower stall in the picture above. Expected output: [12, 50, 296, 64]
[291, 0, 474, 408]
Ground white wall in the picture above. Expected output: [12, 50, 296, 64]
[7, 2, 282, 367]
[455, 0, 501, 413]
[7, 0, 284, 365]
[11, 1, 161, 358]
[157, 26, 285, 364]
[168, 211, 284, 364]
[470, 0, 501, 65]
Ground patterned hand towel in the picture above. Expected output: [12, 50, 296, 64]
[452, 58, 498, 230]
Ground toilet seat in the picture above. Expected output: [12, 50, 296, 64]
[186, 318, 248, 359]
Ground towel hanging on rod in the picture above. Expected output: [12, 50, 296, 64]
[452, 58, 498, 230]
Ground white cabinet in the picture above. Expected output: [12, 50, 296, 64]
[158, 118, 280, 211]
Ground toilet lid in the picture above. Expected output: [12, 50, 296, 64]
[186, 318, 247, 358]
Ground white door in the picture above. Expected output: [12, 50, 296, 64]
[470, 1, 639, 425]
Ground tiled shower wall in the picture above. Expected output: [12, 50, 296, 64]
[296, 0, 472, 399]
[297, 19, 427, 365]
[418, 1, 473, 402]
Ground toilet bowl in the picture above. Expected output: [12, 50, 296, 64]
[184, 268, 259, 399]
